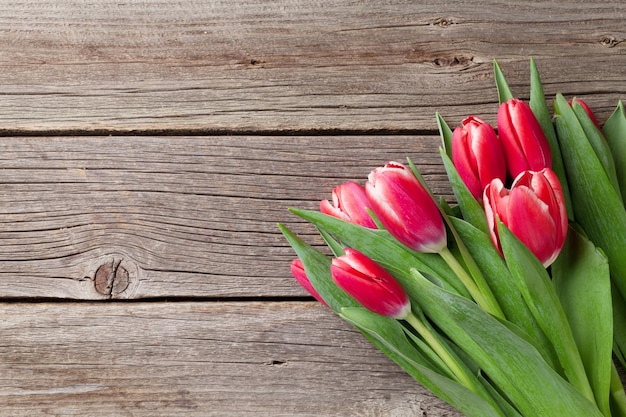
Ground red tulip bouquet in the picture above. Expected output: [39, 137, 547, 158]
[279, 59, 626, 417]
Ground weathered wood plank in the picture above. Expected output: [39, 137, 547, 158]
[0, 301, 460, 416]
[0, 135, 451, 299]
[0, 0, 623, 132]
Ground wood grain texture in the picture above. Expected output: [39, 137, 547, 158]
[2, 2, 626, 416]
[0, 0, 623, 132]
[0, 301, 461, 417]
[0, 135, 451, 299]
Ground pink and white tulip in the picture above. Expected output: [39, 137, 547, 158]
[452, 116, 507, 200]
[498, 98, 552, 178]
[331, 248, 410, 319]
[483, 168, 568, 267]
[320, 181, 376, 228]
[365, 162, 446, 253]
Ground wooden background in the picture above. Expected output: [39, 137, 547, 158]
[0, 1, 624, 415]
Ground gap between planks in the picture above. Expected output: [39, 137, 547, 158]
[0, 128, 440, 138]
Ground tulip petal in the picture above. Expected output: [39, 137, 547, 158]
[512, 170, 566, 249]
[509, 102, 551, 170]
[452, 128, 482, 199]
[483, 178, 511, 254]
[320, 198, 350, 222]
[507, 186, 558, 266]
[474, 133, 506, 193]
[452, 116, 506, 201]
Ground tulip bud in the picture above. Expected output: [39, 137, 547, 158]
[570, 98, 601, 131]
[483, 168, 568, 267]
[365, 162, 446, 253]
[331, 248, 410, 319]
[452, 116, 507, 200]
[320, 182, 377, 228]
[498, 98, 552, 178]
[290, 259, 328, 306]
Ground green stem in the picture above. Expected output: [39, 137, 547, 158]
[404, 311, 477, 393]
[439, 247, 505, 319]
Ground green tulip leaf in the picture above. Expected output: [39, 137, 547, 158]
[528, 58, 573, 219]
[438, 148, 489, 234]
[610, 362, 626, 416]
[278, 223, 356, 312]
[603, 100, 626, 204]
[289, 209, 472, 299]
[614, 285, 626, 369]
[478, 375, 523, 417]
[316, 226, 345, 257]
[493, 60, 514, 104]
[340, 307, 506, 417]
[497, 222, 595, 403]
[280, 223, 507, 417]
[409, 269, 604, 417]
[437, 111, 454, 159]
[529, 58, 556, 145]
[572, 100, 622, 200]
[552, 226, 612, 417]
[553, 93, 626, 310]
[402, 321, 457, 379]
[449, 217, 557, 369]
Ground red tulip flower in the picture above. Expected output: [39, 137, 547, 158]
[452, 116, 507, 200]
[290, 259, 328, 306]
[331, 248, 410, 319]
[320, 181, 377, 228]
[365, 162, 446, 253]
[483, 168, 568, 267]
[498, 98, 552, 178]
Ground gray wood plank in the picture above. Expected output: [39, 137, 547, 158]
[0, 135, 451, 299]
[0, 301, 461, 417]
[0, 0, 623, 132]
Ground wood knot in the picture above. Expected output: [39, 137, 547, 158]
[94, 260, 130, 297]
[433, 17, 455, 28]
[600, 35, 619, 48]
[433, 55, 474, 68]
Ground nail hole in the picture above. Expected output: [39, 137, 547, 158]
[265, 360, 287, 366]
